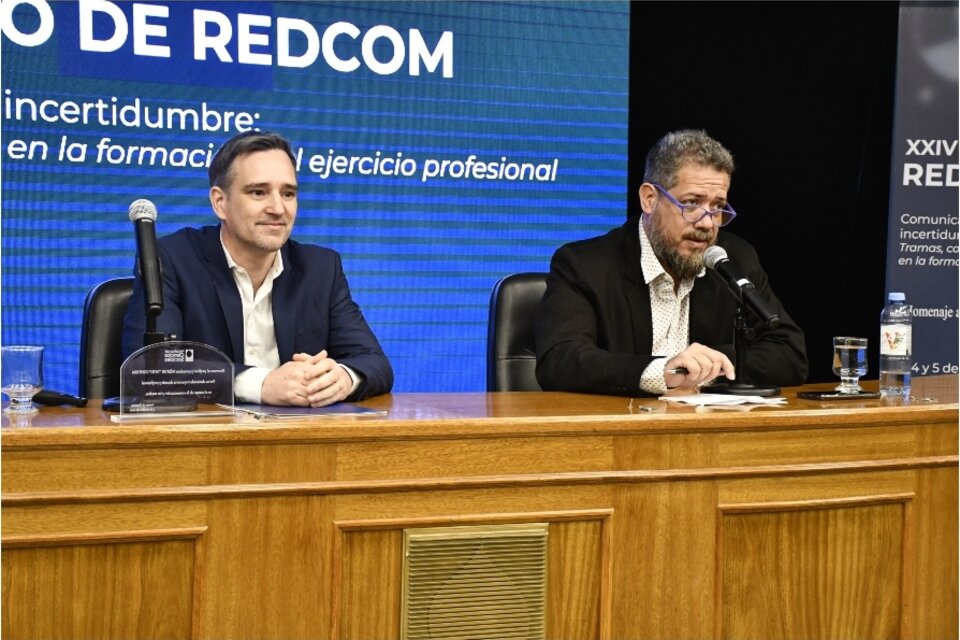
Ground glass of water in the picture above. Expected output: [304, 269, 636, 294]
[2, 345, 44, 415]
[832, 337, 868, 394]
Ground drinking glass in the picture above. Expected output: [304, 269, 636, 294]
[2, 346, 44, 415]
[832, 337, 867, 394]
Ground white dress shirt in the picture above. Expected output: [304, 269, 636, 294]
[637, 221, 705, 394]
[222, 238, 361, 403]
[223, 241, 283, 403]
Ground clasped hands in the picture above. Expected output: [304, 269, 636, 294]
[663, 342, 735, 389]
[261, 350, 353, 407]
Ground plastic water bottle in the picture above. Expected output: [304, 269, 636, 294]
[879, 292, 912, 397]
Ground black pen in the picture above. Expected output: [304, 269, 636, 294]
[665, 367, 689, 375]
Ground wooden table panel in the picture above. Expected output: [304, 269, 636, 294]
[718, 499, 905, 640]
[3, 536, 198, 640]
[2, 376, 956, 639]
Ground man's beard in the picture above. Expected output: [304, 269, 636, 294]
[647, 214, 715, 281]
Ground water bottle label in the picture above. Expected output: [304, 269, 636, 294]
[880, 324, 911, 356]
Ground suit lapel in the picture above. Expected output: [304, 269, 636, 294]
[622, 218, 653, 353]
[201, 227, 244, 361]
[689, 271, 726, 344]
[271, 245, 296, 363]
[689, 285, 710, 343]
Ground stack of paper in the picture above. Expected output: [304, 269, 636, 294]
[659, 394, 787, 407]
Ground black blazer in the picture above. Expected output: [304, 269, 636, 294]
[122, 225, 393, 400]
[534, 217, 807, 396]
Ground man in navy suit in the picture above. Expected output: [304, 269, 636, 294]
[122, 131, 393, 406]
[535, 130, 807, 396]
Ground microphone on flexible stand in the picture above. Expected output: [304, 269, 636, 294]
[128, 199, 166, 347]
[104, 200, 175, 412]
[704, 246, 780, 329]
[699, 245, 781, 397]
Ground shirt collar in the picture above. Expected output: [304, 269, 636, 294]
[219, 233, 284, 278]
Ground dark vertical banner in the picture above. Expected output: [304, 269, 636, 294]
[885, 2, 959, 378]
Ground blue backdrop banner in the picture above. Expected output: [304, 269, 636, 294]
[1, 0, 630, 394]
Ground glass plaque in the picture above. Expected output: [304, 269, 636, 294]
[118, 341, 234, 417]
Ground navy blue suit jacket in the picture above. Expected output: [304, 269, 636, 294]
[122, 225, 393, 400]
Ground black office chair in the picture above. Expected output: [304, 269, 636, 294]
[486, 273, 548, 391]
[78, 277, 134, 399]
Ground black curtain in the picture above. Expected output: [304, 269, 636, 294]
[628, 1, 900, 383]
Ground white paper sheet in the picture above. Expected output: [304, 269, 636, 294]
[658, 393, 787, 407]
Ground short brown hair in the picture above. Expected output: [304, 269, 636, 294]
[209, 131, 296, 189]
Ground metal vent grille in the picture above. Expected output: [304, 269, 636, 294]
[402, 523, 549, 640]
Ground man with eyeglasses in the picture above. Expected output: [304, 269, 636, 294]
[534, 129, 807, 395]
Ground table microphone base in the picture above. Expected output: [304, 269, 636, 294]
[700, 381, 781, 397]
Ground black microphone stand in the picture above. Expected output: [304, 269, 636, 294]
[140, 249, 169, 347]
[700, 304, 781, 397]
[103, 275, 171, 412]
[140, 286, 174, 391]
[143, 313, 167, 347]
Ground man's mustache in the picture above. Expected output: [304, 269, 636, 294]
[683, 230, 714, 243]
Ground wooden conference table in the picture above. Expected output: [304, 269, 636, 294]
[2, 376, 957, 640]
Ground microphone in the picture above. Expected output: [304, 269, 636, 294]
[33, 389, 88, 408]
[704, 245, 780, 328]
[129, 199, 163, 317]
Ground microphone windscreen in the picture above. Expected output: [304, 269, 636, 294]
[129, 199, 158, 222]
[703, 245, 728, 270]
